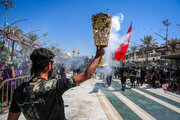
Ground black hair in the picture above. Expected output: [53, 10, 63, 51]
[30, 48, 55, 76]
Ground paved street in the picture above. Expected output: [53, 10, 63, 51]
[1, 75, 180, 120]
[0, 0, 180, 120]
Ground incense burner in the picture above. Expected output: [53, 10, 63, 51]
[92, 13, 112, 47]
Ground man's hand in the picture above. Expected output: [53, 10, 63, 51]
[95, 47, 105, 58]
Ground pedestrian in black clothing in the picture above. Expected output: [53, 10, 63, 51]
[136, 68, 141, 86]
[175, 66, 180, 77]
[120, 67, 127, 91]
[151, 66, 157, 88]
[129, 67, 136, 88]
[175, 66, 180, 92]
[106, 74, 112, 87]
[159, 68, 165, 86]
[140, 67, 146, 86]
[117, 67, 121, 79]
[114, 67, 118, 79]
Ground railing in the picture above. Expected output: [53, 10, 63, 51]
[0, 75, 30, 114]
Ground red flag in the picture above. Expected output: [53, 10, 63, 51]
[115, 22, 132, 61]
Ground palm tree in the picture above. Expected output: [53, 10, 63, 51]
[130, 46, 137, 62]
[28, 33, 47, 48]
[141, 35, 157, 61]
[18, 33, 38, 55]
[155, 19, 171, 46]
[167, 38, 180, 53]
[28, 33, 38, 43]
[167, 38, 179, 45]
[0, 0, 15, 47]
[26, 33, 38, 52]
[12, 26, 23, 36]
[5, 26, 23, 60]
[0, 40, 10, 61]
[11, 26, 23, 49]
[162, 19, 171, 44]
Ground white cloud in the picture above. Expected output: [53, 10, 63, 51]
[111, 13, 124, 32]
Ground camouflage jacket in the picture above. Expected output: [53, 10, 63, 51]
[9, 77, 76, 120]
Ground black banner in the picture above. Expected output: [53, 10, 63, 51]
[155, 46, 168, 52]
[144, 49, 153, 54]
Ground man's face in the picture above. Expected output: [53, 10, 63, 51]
[48, 62, 54, 77]
[48, 62, 54, 71]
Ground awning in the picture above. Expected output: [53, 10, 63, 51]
[161, 54, 180, 60]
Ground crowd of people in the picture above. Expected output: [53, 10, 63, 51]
[0, 49, 179, 119]
[0, 59, 31, 83]
[1, 58, 180, 94]
[101, 65, 180, 93]
[0, 56, 92, 85]
[0, 56, 180, 110]
[0, 59, 31, 108]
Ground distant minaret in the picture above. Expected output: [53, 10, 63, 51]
[78, 49, 80, 56]
[73, 48, 75, 56]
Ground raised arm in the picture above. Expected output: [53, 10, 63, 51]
[73, 47, 105, 85]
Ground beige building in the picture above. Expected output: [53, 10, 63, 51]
[126, 42, 180, 66]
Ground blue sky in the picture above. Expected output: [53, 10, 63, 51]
[0, 0, 180, 56]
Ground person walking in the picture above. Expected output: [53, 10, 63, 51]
[140, 67, 146, 86]
[129, 66, 136, 88]
[136, 67, 141, 86]
[106, 74, 112, 87]
[120, 67, 127, 91]
[151, 66, 157, 88]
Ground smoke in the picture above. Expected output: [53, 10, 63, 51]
[101, 13, 130, 75]
[54, 56, 89, 72]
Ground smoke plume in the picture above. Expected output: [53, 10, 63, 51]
[102, 13, 130, 75]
